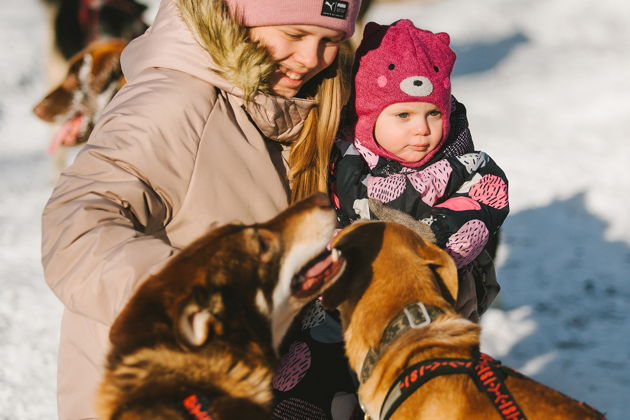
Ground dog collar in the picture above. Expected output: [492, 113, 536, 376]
[359, 302, 443, 384]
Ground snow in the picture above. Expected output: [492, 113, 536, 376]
[1, 0, 628, 418]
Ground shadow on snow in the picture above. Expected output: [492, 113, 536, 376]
[452, 31, 528, 77]
[485, 193, 630, 419]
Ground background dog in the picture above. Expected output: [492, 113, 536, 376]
[42, 0, 147, 84]
[322, 221, 605, 419]
[96, 193, 346, 420]
[33, 38, 127, 155]
[38, 0, 148, 173]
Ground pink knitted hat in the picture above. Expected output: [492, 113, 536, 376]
[353, 20, 457, 167]
[224, 0, 362, 40]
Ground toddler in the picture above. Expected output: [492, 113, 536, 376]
[331, 19, 510, 320]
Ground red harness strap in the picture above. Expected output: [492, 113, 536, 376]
[379, 353, 527, 420]
[472, 353, 527, 420]
[182, 394, 215, 420]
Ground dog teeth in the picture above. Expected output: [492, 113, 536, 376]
[331, 248, 340, 262]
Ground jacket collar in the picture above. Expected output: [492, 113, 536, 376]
[121, 0, 316, 142]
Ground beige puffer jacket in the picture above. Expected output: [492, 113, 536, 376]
[41, 0, 316, 418]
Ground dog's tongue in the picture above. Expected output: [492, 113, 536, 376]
[304, 254, 334, 279]
[298, 254, 336, 295]
[48, 114, 84, 154]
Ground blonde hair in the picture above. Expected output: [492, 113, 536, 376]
[289, 41, 354, 203]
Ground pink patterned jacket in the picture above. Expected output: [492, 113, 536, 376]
[330, 104, 509, 269]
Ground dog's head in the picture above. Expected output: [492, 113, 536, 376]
[109, 193, 346, 358]
[33, 39, 127, 153]
[322, 221, 458, 330]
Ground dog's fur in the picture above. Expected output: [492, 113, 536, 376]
[322, 221, 605, 419]
[33, 38, 127, 154]
[42, 0, 146, 83]
[96, 193, 346, 420]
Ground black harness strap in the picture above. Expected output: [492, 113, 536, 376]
[379, 353, 527, 420]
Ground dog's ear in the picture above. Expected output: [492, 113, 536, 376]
[176, 286, 225, 347]
[419, 242, 459, 305]
[321, 271, 354, 310]
[322, 222, 385, 309]
[92, 51, 123, 93]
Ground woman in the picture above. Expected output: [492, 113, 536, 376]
[41, 0, 360, 418]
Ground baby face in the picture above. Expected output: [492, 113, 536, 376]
[374, 101, 443, 163]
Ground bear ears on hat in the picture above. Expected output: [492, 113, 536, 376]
[363, 19, 452, 46]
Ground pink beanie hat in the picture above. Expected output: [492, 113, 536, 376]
[353, 20, 457, 167]
[224, 0, 362, 40]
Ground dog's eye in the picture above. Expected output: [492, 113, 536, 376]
[258, 235, 269, 255]
[256, 230, 276, 262]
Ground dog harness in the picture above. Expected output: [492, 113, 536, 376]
[378, 352, 527, 420]
[358, 303, 607, 420]
[356, 302, 524, 420]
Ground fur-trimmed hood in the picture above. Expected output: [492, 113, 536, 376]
[176, 0, 276, 100]
[121, 0, 316, 140]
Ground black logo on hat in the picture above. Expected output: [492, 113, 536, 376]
[321, 0, 348, 20]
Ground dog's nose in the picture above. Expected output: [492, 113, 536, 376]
[32, 101, 52, 122]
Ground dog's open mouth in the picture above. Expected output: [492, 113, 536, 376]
[291, 248, 345, 298]
[48, 113, 88, 154]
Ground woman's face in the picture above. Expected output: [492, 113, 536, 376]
[249, 25, 344, 98]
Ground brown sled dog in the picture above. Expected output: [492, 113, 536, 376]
[33, 38, 127, 155]
[322, 221, 606, 420]
[96, 193, 347, 420]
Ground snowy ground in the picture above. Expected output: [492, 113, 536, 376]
[1, 0, 628, 418]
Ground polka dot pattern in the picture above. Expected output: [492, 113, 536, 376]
[301, 301, 326, 330]
[354, 140, 380, 169]
[273, 342, 311, 392]
[273, 397, 327, 420]
[469, 174, 508, 209]
[407, 160, 452, 205]
[368, 174, 406, 202]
